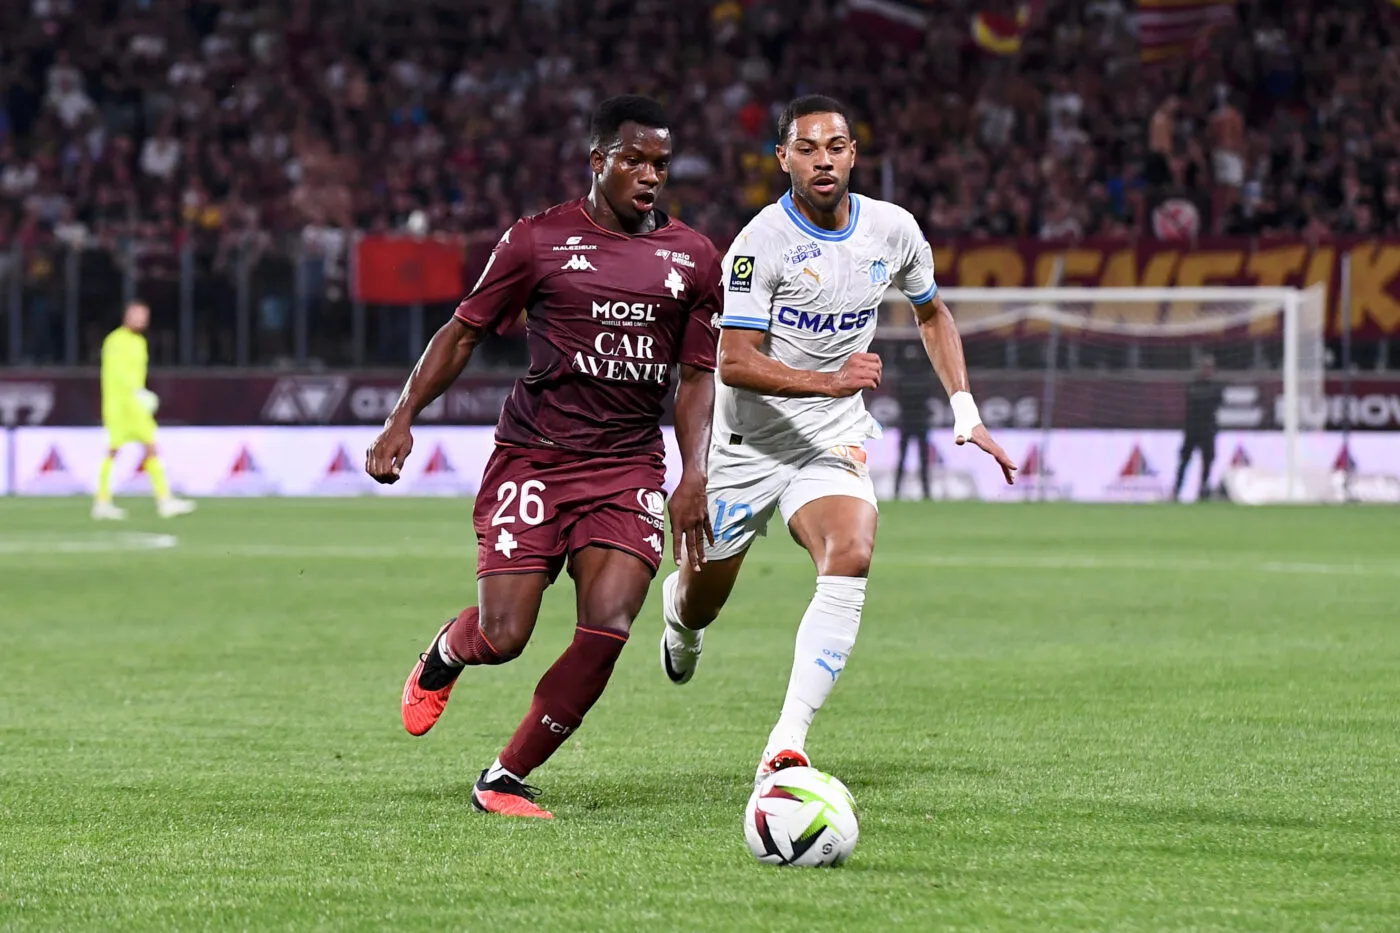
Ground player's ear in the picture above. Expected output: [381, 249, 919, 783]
[590, 147, 606, 178]
[775, 144, 789, 173]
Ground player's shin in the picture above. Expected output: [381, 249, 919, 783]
[768, 576, 867, 754]
[497, 625, 628, 778]
[96, 454, 115, 502]
[662, 571, 703, 645]
[144, 455, 171, 501]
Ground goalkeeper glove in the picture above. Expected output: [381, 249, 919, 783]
[135, 388, 160, 415]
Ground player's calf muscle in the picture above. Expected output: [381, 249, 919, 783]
[676, 556, 745, 628]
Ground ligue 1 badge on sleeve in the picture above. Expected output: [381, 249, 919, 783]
[728, 256, 755, 293]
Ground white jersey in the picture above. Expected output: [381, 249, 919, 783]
[716, 191, 937, 455]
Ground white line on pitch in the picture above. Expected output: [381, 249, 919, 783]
[0, 532, 179, 555]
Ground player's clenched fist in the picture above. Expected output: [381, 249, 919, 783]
[366, 422, 414, 484]
[827, 352, 882, 398]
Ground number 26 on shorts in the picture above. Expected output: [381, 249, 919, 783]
[491, 480, 547, 526]
[713, 498, 752, 543]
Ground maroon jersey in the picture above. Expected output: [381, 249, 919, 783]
[454, 199, 720, 457]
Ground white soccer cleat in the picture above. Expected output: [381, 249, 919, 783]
[659, 572, 703, 685]
[91, 501, 128, 521]
[754, 748, 811, 788]
[157, 497, 197, 518]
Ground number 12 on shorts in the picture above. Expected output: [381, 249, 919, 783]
[713, 498, 752, 543]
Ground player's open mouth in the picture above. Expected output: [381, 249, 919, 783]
[812, 177, 838, 195]
[633, 193, 655, 210]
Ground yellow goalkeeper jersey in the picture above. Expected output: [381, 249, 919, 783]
[101, 327, 149, 424]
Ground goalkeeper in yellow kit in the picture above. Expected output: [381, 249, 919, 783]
[92, 301, 196, 520]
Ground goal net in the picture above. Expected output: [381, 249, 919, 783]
[869, 285, 1334, 504]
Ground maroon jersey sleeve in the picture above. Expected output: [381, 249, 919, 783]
[678, 249, 721, 371]
[453, 220, 535, 334]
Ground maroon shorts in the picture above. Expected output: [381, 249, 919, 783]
[473, 445, 669, 580]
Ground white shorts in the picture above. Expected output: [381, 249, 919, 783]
[704, 441, 878, 561]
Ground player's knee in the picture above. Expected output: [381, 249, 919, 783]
[577, 603, 636, 639]
[477, 611, 531, 659]
[816, 534, 873, 578]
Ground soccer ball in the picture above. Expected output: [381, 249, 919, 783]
[744, 767, 859, 867]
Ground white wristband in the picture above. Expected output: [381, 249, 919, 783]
[950, 391, 981, 442]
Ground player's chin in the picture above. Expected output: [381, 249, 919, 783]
[628, 192, 657, 216]
[803, 183, 845, 212]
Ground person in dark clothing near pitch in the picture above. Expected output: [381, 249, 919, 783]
[893, 342, 935, 499]
[1173, 354, 1225, 501]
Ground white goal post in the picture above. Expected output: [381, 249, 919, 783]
[874, 285, 1330, 503]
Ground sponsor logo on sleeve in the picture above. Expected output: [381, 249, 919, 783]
[728, 255, 755, 293]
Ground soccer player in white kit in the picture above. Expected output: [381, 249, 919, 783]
[658, 95, 1018, 784]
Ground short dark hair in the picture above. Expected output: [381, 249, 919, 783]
[590, 95, 670, 152]
[777, 95, 854, 144]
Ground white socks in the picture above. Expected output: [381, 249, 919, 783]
[483, 757, 523, 784]
[767, 575, 867, 754]
[662, 571, 703, 647]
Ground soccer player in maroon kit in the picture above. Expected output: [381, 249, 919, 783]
[365, 96, 719, 819]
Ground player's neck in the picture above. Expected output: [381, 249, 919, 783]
[789, 189, 851, 232]
[585, 188, 656, 236]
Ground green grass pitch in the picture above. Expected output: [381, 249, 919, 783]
[1, 497, 1398, 932]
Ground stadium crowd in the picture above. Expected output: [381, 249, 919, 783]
[0, 0, 1396, 363]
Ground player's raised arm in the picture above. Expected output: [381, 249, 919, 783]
[891, 211, 1015, 484]
[911, 294, 1017, 485]
[366, 221, 535, 484]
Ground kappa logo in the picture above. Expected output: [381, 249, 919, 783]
[664, 267, 685, 299]
[561, 253, 597, 272]
[636, 489, 666, 518]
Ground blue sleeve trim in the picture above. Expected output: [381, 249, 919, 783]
[719, 320, 770, 332]
[907, 282, 939, 305]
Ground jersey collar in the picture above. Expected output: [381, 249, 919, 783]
[780, 190, 860, 242]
